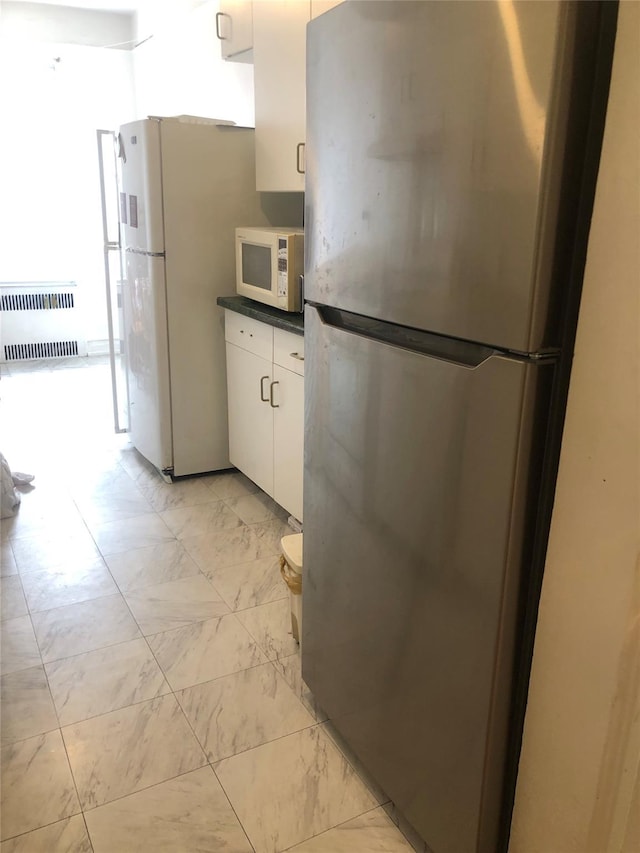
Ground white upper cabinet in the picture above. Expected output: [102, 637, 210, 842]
[233, 0, 342, 191]
[253, 0, 310, 192]
[216, 0, 254, 61]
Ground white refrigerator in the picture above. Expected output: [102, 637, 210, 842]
[114, 116, 301, 478]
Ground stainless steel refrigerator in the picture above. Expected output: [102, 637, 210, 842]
[112, 116, 301, 478]
[301, 3, 617, 852]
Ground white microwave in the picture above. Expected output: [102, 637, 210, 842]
[235, 227, 304, 312]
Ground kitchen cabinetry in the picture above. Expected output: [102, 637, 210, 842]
[226, 342, 274, 495]
[252, 0, 342, 192]
[252, 1, 308, 192]
[224, 310, 305, 520]
[216, 0, 253, 61]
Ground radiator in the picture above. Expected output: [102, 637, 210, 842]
[0, 283, 88, 362]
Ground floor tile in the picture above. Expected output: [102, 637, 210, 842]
[225, 492, 287, 525]
[0, 666, 58, 745]
[250, 518, 292, 557]
[215, 725, 379, 853]
[91, 513, 175, 556]
[178, 661, 314, 762]
[1, 488, 85, 539]
[159, 500, 243, 539]
[205, 554, 287, 611]
[123, 574, 229, 635]
[84, 766, 252, 853]
[75, 490, 154, 527]
[67, 466, 142, 500]
[63, 694, 206, 809]
[204, 470, 259, 500]
[0, 815, 92, 853]
[321, 722, 389, 807]
[138, 477, 220, 512]
[11, 530, 102, 574]
[20, 559, 117, 612]
[272, 653, 329, 723]
[0, 730, 80, 841]
[286, 807, 414, 852]
[0, 615, 41, 675]
[46, 638, 170, 726]
[32, 594, 141, 663]
[1, 576, 28, 621]
[148, 613, 267, 691]
[182, 525, 263, 573]
[117, 445, 158, 482]
[236, 597, 299, 661]
[0, 542, 17, 576]
[104, 540, 200, 592]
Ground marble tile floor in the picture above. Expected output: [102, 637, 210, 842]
[0, 356, 415, 852]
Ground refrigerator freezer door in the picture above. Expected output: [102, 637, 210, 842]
[123, 251, 172, 472]
[305, 1, 582, 353]
[118, 119, 164, 254]
[301, 307, 552, 853]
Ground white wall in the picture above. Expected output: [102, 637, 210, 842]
[1, 1, 134, 48]
[133, 0, 255, 126]
[510, 2, 640, 850]
[0, 5, 136, 350]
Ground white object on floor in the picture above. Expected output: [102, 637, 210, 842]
[11, 471, 34, 485]
[0, 452, 21, 517]
[280, 533, 303, 643]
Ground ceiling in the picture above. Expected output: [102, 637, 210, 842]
[9, 0, 143, 11]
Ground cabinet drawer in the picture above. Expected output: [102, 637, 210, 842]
[225, 310, 273, 360]
[273, 327, 305, 376]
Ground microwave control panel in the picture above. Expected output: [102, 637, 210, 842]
[277, 238, 288, 297]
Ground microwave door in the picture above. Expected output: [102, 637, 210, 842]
[241, 241, 274, 293]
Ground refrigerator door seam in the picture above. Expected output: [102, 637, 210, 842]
[313, 304, 560, 367]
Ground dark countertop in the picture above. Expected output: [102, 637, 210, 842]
[217, 295, 304, 336]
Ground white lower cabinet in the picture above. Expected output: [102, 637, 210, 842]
[272, 363, 304, 522]
[224, 310, 304, 521]
[225, 343, 274, 497]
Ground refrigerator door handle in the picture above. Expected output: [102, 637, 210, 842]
[269, 380, 280, 408]
[116, 132, 126, 162]
[311, 304, 501, 369]
[97, 128, 129, 435]
[260, 375, 270, 402]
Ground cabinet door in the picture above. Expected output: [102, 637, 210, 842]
[217, 0, 253, 60]
[272, 364, 304, 521]
[253, 1, 310, 192]
[226, 342, 274, 496]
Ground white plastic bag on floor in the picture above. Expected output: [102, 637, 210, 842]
[1, 453, 21, 518]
